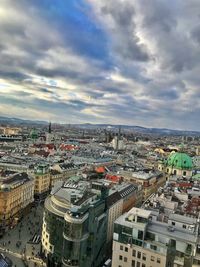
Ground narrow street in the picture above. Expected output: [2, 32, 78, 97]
[0, 204, 46, 267]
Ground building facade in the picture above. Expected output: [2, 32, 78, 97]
[112, 207, 200, 267]
[34, 164, 51, 200]
[42, 177, 142, 267]
[121, 170, 165, 201]
[42, 180, 109, 267]
[0, 171, 34, 233]
[158, 152, 193, 178]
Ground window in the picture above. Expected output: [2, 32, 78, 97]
[150, 244, 157, 251]
[49, 245, 52, 250]
[142, 254, 146, 261]
[172, 221, 175, 226]
[123, 226, 132, 235]
[146, 232, 155, 241]
[173, 170, 177, 175]
[132, 260, 135, 267]
[132, 250, 136, 257]
[124, 257, 127, 262]
[183, 224, 186, 229]
[119, 255, 123, 260]
[183, 171, 186, 176]
[138, 230, 143, 240]
[151, 256, 155, 262]
[120, 245, 123, 250]
[125, 247, 128, 252]
[137, 252, 141, 259]
[137, 217, 147, 223]
[142, 264, 146, 267]
[157, 258, 161, 264]
[136, 262, 140, 267]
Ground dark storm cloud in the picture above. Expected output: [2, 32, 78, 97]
[100, 1, 149, 62]
[140, 0, 177, 33]
[0, 71, 30, 82]
[191, 24, 200, 44]
[134, 0, 200, 73]
[156, 88, 179, 100]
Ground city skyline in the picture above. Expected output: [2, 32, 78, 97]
[0, 0, 200, 130]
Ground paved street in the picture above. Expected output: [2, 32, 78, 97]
[0, 203, 45, 267]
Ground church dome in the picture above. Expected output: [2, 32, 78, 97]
[30, 129, 38, 139]
[166, 152, 193, 170]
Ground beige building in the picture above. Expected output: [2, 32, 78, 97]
[0, 171, 34, 232]
[112, 207, 200, 267]
[106, 192, 123, 243]
[50, 169, 64, 188]
[34, 164, 50, 200]
[196, 146, 200, 156]
[113, 241, 166, 267]
[0, 127, 21, 135]
[120, 170, 165, 201]
[51, 163, 78, 178]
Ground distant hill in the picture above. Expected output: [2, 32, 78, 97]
[0, 116, 199, 136]
[72, 123, 200, 136]
[0, 116, 48, 126]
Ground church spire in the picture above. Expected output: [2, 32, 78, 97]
[48, 122, 51, 134]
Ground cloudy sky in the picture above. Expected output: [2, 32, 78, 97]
[0, 0, 200, 130]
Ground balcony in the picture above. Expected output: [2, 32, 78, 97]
[185, 244, 192, 257]
[63, 232, 89, 242]
[174, 256, 184, 266]
[62, 258, 79, 267]
[194, 252, 200, 261]
[143, 240, 167, 255]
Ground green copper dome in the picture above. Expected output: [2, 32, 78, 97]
[30, 129, 38, 139]
[166, 152, 193, 170]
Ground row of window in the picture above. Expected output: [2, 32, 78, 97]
[132, 261, 146, 267]
[119, 252, 161, 264]
[171, 221, 187, 229]
[166, 169, 187, 176]
[118, 262, 145, 267]
[119, 258, 160, 267]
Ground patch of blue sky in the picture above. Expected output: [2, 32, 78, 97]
[32, 0, 112, 65]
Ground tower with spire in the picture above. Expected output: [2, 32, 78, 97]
[48, 122, 51, 134]
[111, 126, 124, 150]
[46, 121, 54, 143]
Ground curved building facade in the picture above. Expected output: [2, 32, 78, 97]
[42, 181, 108, 267]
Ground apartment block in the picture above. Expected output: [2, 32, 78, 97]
[0, 171, 34, 233]
[112, 207, 200, 267]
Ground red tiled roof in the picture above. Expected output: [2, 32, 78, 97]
[95, 166, 106, 173]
